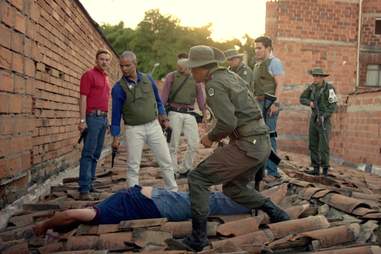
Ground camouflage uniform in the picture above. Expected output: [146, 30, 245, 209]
[300, 68, 337, 176]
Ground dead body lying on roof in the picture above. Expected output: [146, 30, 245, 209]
[34, 185, 255, 235]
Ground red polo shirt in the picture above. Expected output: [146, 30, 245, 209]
[80, 66, 110, 113]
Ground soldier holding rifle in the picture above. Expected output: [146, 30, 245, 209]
[300, 67, 337, 177]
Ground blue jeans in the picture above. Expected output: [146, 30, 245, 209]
[259, 101, 279, 176]
[152, 187, 250, 221]
[79, 115, 108, 193]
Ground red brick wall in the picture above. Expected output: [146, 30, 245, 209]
[359, 0, 381, 87]
[361, 0, 381, 47]
[0, 0, 120, 207]
[266, 0, 381, 167]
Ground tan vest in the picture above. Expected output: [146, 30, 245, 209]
[168, 71, 197, 105]
[253, 58, 276, 96]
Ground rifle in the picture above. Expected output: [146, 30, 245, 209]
[313, 94, 328, 143]
[77, 128, 88, 144]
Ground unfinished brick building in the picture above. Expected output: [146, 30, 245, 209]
[0, 0, 120, 207]
[267, 0, 381, 171]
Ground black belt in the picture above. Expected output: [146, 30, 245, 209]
[87, 110, 107, 117]
[168, 106, 194, 113]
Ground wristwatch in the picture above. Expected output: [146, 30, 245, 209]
[80, 119, 85, 123]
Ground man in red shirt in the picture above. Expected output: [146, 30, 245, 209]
[78, 49, 111, 200]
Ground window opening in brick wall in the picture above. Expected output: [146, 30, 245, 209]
[366, 65, 381, 87]
[376, 19, 381, 35]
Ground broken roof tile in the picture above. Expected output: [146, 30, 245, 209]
[211, 229, 274, 249]
[98, 232, 133, 251]
[289, 178, 315, 187]
[1, 241, 29, 254]
[65, 235, 99, 251]
[216, 216, 263, 236]
[296, 223, 360, 249]
[262, 183, 288, 204]
[299, 187, 327, 200]
[320, 193, 372, 214]
[119, 218, 168, 230]
[311, 245, 381, 254]
[267, 215, 330, 238]
[132, 229, 172, 248]
[3, 137, 381, 253]
[285, 203, 311, 219]
[38, 242, 65, 254]
[160, 221, 218, 238]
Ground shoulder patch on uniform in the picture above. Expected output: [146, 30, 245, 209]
[328, 88, 337, 103]
[208, 88, 215, 97]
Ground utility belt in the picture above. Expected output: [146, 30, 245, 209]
[167, 105, 203, 123]
[167, 106, 194, 113]
[231, 117, 268, 140]
[87, 109, 107, 117]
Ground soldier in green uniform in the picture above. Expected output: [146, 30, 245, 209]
[169, 45, 289, 252]
[224, 48, 253, 87]
[300, 67, 337, 176]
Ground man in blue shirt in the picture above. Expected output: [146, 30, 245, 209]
[111, 51, 177, 191]
[33, 185, 253, 236]
[253, 36, 285, 178]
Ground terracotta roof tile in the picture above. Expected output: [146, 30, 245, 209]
[2, 140, 381, 253]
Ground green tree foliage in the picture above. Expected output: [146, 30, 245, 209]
[100, 9, 255, 79]
[241, 34, 257, 68]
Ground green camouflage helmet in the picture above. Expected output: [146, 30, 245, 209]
[186, 45, 225, 68]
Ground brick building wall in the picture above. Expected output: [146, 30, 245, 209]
[266, 0, 381, 168]
[0, 0, 120, 207]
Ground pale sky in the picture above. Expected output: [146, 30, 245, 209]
[79, 0, 267, 42]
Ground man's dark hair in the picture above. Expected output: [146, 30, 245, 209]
[255, 36, 272, 48]
[177, 52, 188, 59]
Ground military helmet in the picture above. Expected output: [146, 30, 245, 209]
[308, 67, 329, 77]
[224, 48, 244, 60]
[186, 45, 225, 68]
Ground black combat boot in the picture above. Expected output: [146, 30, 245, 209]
[261, 199, 290, 223]
[166, 216, 209, 252]
[307, 167, 320, 176]
[322, 167, 329, 177]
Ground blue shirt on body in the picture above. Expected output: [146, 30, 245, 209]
[268, 56, 284, 76]
[111, 72, 166, 136]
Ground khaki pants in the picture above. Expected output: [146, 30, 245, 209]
[188, 135, 271, 218]
[168, 111, 200, 174]
[125, 119, 178, 191]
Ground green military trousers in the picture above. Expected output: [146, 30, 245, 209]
[309, 117, 331, 169]
[188, 135, 271, 218]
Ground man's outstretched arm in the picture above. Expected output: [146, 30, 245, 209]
[33, 208, 96, 236]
